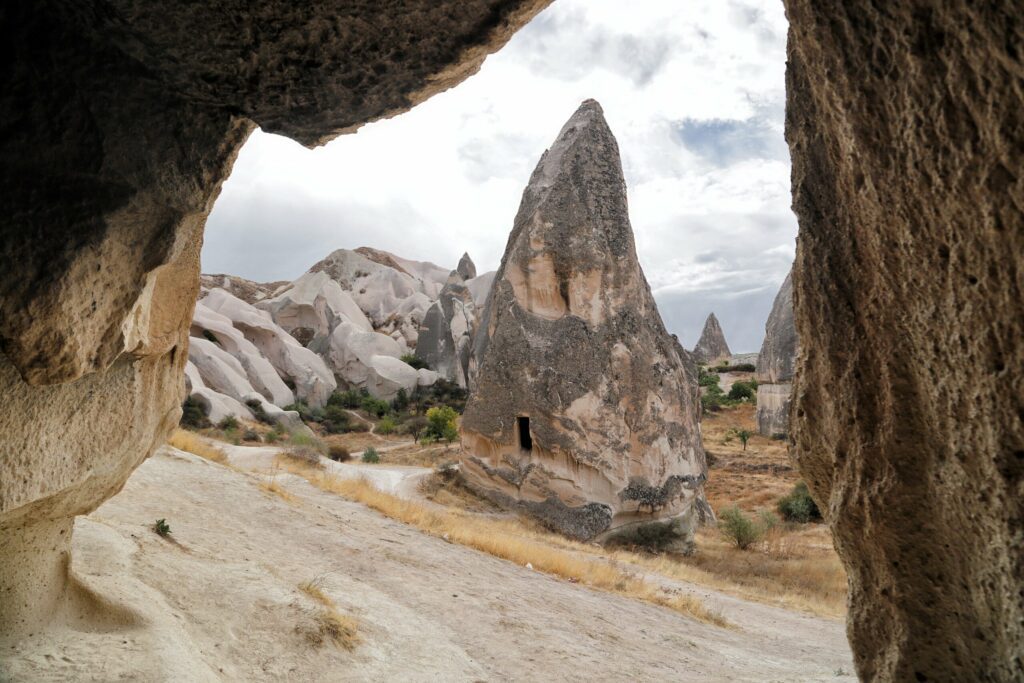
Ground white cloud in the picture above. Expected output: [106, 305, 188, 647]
[202, 0, 793, 352]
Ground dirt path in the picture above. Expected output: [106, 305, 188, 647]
[3, 447, 854, 681]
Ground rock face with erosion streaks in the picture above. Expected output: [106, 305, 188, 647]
[784, 1, 1023, 679]
[692, 313, 731, 365]
[0, 0, 549, 641]
[460, 100, 708, 551]
[755, 272, 797, 438]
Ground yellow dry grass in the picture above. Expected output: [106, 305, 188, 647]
[259, 468, 297, 504]
[287, 468, 728, 628]
[298, 576, 360, 650]
[168, 429, 227, 464]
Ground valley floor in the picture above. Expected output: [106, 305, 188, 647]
[4, 442, 854, 682]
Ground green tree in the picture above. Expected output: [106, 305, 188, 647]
[729, 428, 753, 451]
[378, 416, 396, 437]
[425, 406, 459, 442]
[727, 381, 756, 402]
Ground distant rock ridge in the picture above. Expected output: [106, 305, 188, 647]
[459, 99, 708, 551]
[692, 313, 732, 365]
[755, 272, 798, 437]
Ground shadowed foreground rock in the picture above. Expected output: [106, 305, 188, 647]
[461, 100, 708, 551]
[785, 1, 1024, 679]
[0, 0, 550, 641]
[755, 272, 797, 438]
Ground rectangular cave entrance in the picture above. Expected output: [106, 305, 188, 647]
[517, 416, 533, 451]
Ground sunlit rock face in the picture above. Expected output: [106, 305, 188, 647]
[755, 272, 797, 438]
[691, 313, 732, 365]
[784, 1, 1024, 679]
[0, 0, 550, 641]
[461, 100, 708, 551]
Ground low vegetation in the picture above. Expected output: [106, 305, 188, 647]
[718, 505, 763, 549]
[778, 481, 823, 522]
[276, 463, 728, 628]
[298, 575, 360, 651]
[328, 445, 351, 462]
[168, 428, 227, 464]
[361, 447, 380, 464]
[180, 396, 211, 429]
[153, 518, 171, 537]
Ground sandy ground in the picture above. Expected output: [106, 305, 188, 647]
[2, 446, 854, 681]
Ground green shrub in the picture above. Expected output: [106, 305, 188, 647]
[265, 430, 279, 444]
[347, 420, 370, 433]
[328, 390, 363, 409]
[759, 509, 780, 532]
[727, 381, 756, 402]
[391, 388, 410, 412]
[411, 380, 468, 414]
[377, 416, 396, 436]
[328, 445, 351, 462]
[320, 405, 350, 434]
[400, 353, 430, 371]
[727, 427, 753, 451]
[698, 367, 720, 388]
[289, 430, 326, 454]
[154, 519, 171, 537]
[361, 396, 390, 418]
[245, 399, 276, 425]
[217, 415, 239, 432]
[425, 405, 459, 441]
[701, 383, 725, 412]
[286, 446, 322, 468]
[180, 396, 210, 429]
[778, 481, 822, 523]
[242, 429, 261, 442]
[361, 447, 380, 464]
[201, 329, 220, 345]
[718, 506, 761, 549]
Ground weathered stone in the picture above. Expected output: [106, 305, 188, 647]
[415, 280, 478, 387]
[457, 252, 477, 281]
[784, 2, 1023, 679]
[691, 313, 732, 365]
[755, 272, 797, 437]
[460, 100, 708, 550]
[257, 270, 372, 345]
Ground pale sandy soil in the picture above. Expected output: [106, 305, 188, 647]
[2, 446, 854, 682]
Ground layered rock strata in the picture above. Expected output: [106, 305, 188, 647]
[460, 100, 708, 551]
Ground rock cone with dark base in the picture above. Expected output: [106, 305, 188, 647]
[460, 100, 708, 552]
[692, 313, 731, 365]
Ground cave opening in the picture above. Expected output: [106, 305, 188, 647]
[518, 416, 532, 451]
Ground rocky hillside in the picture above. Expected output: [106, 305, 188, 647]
[185, 249, 494, 426]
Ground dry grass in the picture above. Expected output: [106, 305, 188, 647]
[298, 576, 360, 650]
[289, 470, 728, 628]
[168, 429, 227, 464]
[418, 471, 503, 513]
[259, 468, 297, 504]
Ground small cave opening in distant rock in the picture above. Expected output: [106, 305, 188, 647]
[517, 416, 533, 451]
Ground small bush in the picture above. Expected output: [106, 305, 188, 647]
[328, 390, 363, 409]
[759, 509, 781, 532]
[727, 381, 756, 402]
[701, 383, 724, 412]
[718, 506, 761, 550]
[400, 353, 430, 371]
[391, 388, 409, 412]
[289, 430, 327, 454]
[245, 399, 276, 425]
[218, 415, 239, 431]
[778, 481, 822, 523]
[361, 396, 390, 418]
[265, 430, 280, 444]
[346, 420, 370, 433]
[321, 405, 350, 434]
[154, 519, 171, 537]
[328, 445, 351, 462]
[728, 427, 753, 451]
[287, 446, 323, 468]
[361, 447, 380, 464]
[242, 429, 261, 442]
[698, 367, 720, 388]
[201, 329, 220, 345]
[377, 416, 396, 436]
[404, 415, 429, 442]
[180, 396, 210, 429]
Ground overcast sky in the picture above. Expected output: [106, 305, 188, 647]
[202, 0, 794, 352]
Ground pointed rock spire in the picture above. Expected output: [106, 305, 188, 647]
[457, 252, 477, 281]
[461, 100, 708, 550]
[692, 312, 731, 365]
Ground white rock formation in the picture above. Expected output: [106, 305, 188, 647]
[256, 270, 372, 346]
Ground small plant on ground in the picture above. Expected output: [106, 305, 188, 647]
[718, 505, 761, 550]
[377, 416, 396, 437]
[400, 353, 430, 371]
[265, 429, 280, 444]
[286, 446, 323, 468]
[701, 383, 725, 412]
[289, 429, 327, 454]
[728, 428, 753, 451]
[778, 481, 823, 523]
[727, 381, 757, 402]
[217, 415, 239, 432]
[242, 428, 261, 442]
[154, 519, 171, 537]
[361, 447, 380, 464]
[180, 396, 211, 429]
[328, 445, 351, 462]
[698, 367, 720, 388]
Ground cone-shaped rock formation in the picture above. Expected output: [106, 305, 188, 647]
[755, 272, 798, 437]
[460, 100, 708, 551]
[692, 313, 731, 365]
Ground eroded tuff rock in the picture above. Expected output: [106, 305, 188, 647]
[460, 100, 707, 550]
[784, 2, 1023, 679]
[755, 272, 797, 438]
[692, 313, 731, 365]
[0, 0, 548, 641]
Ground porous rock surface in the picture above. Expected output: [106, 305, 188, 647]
[691, 313, 732, 365]
[784, 1, 1023, 679]
[0, 0, 549, 640]
[461, 100, 708, 550]
[755, 271, 797, 438]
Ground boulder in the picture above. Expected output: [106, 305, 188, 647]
[692, 313, 732, 365]
[327, 322, 405, 388]
[460, 100, 708, 551]
[257, 270, 371, 346]
[755, 272, 797, 437]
